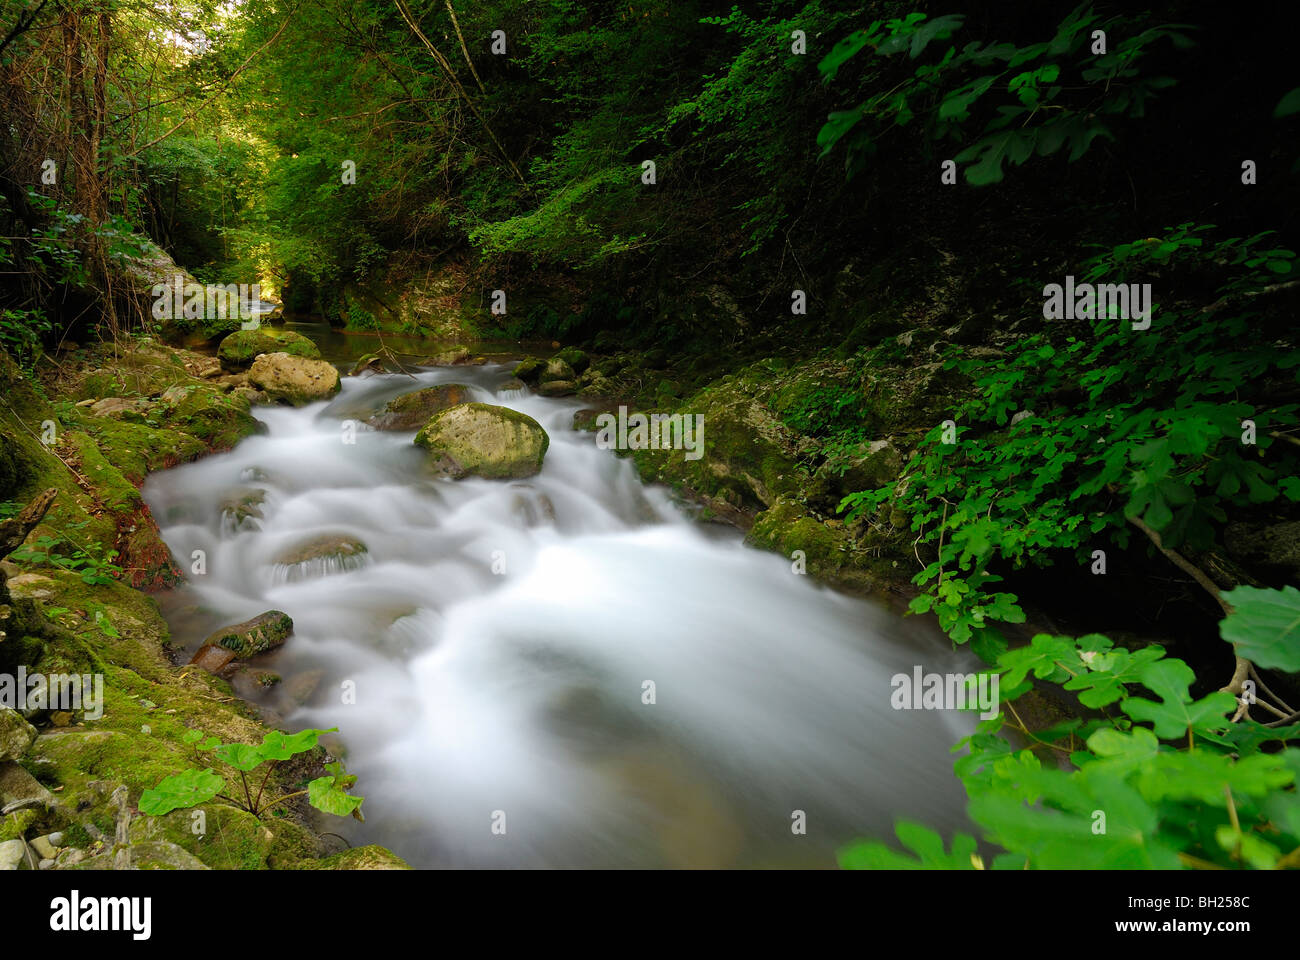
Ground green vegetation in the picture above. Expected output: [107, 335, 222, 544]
[843, 587, 1300, 870]
[1, 0, 1298, 872]
[141, 728, 364, 821]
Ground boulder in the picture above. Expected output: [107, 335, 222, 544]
[248, 353, 341, 406]
[368, 384, 471, 431]
[0, 707, 36, 762]
[0, 838, 27, 870]
[512, 357, 546, 385]
[0, 760, 53, 812]
[418, 346, 470, 366]
[217, 328, 320, 371]
[496, 378, 526, 394]
[541, 357, 575, 383]
[415, 403, 549, 480]
[811, 439, 904, 503]
[538, 380, 576, 397]
[297, 845, 411, 870]
[89, 397, 144, 421]
[552, 347, 590, 374]
[1225, 521, 1300, 580]
[204, 610, 294, 658]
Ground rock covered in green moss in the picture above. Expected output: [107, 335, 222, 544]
[248, 353, 341, 406]
[415, 402, 549, 479]
[206, 610, 294, 657]
[810, 439, 904, 504]
[217, 328, 320, 370]
[512, 357, 546, 384]
[368, 384, 470, 431]
[538, 380, 576, 397]
[552, 347, 589, 374]
[630, 371, 809, 512]
[294, 845, 412, 870]
[746, 496, 884, 591]
[542, 357, 575, 383]
[0, 707, 37, 761]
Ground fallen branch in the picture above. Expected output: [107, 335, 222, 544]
[0, 487, 56, 560]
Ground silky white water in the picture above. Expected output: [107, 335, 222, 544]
[142, 361, 978, 868]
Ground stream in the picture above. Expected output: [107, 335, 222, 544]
[141, 350, 978, 868]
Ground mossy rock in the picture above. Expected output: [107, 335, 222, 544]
[155, 383, 260, 450]
[630, 373, 809, 512]
[128, 803, 320, 870]
[746, 497, 885, 589]
[541, 357, 575, 383]
[512, 357, 546, 385]
[538, 380, 576, 397]
[415, 403, 549, 479]
[294, 845, 412, 870]
[217, 328, 320, 371]
[368, 384, 471, 431]
[207, 610, 294, 658]
[248, 353, 341, 406]
[552, 347, 590, 374]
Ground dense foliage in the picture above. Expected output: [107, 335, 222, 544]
[2, 0, 1299, 870]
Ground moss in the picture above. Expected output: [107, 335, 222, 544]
[0, 808, 39, 841]
[218, 329, 320, 370]
[293, 844, 412, 870]
[553, 347, 589, 373]
[77, 419, 206, 485]
[369, 384, 470, 430]
[415, 403, 549, 479]
[512, 357, 546, 384]
[130, 803, 320, 870]
[157, 384, 259, 450]
[66, 432, 141, 514]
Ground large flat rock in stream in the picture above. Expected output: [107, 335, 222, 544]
[368, 384, 471, 431]
[414, 403, 549, 480]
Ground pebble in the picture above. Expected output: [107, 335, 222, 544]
[48, 832, 64, 847]
[38, 858, 54, 870]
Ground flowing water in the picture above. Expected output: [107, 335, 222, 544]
[142, 358, 979, 868]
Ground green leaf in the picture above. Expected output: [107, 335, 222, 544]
[955, 130, 1036, 185]
[818, 28, 879, 79]
[139, 768, 225, 816]
[307, 775, 365, 819]
[1275, 87, 1300, 118]
[938, 75, 996, 121]
[214, 742, 266, 772]
[1121, 660, 1235, 740]
[839, 820, 978, 869]
[1220, 585, 1300, 672]
[259, 727, 335, 762]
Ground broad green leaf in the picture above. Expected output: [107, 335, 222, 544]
[839, 820, 978, 869]
[139, 768, 225, 816]
[259, 727, 335, 762]
[1220, 585, 1300, 672]
[307, 775, 364, 819]
[214, 742, 266, 772]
